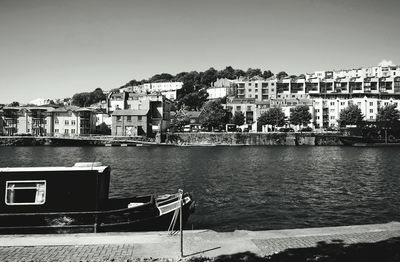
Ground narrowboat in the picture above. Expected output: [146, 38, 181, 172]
[0, 162, 195, 234]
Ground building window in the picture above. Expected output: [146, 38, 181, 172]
[71, 129, 75, 134]
[55, 129, 59, 133]
[5, 181, 46, 205]
[65, 120, 69, 125]
[236, 106, 241, 111]
[369, 109, 373, 113]
[317, 116, 320, 120]
[117, 116, 122, 121]
[370, 102, 373, 106]
[247, 106, 252, 111]
[127, 116, 132, 122]
[341, 102, 345, 106]
[330, 102, 334, 106]
[71, 120, 75, 125]
[330, 116, 335, 120]
[65, 129, 69, 134]
[138, 116, 142, 121]
[55, 119, 59, 124]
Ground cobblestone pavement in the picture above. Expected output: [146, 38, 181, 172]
[252, 229, 400, 256]
[0, 244, 138, 262]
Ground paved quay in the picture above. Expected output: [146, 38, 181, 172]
[0, 222, 400, 261]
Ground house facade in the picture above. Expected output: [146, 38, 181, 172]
[0, 107, 53, 136]
[52, 107, 96, 136]
[111, 109, 150, 136]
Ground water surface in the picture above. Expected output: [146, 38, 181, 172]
[1, 146, 399, 231]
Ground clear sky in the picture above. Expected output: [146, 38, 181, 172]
[1, 0, 399, 104]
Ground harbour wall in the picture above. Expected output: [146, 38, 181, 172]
[0, 133, 343, 146]
[166, 132, 342, 146]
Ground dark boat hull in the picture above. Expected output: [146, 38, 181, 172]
[0, 195, 195, 234]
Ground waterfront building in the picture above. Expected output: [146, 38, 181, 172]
[0, 107, 53, 136]
[52, 107, 96, 136]
[312, 95, 400, 128]
[111, 109, 150, 136]
[109, 92, 172, 136]
[225, 98, 257, 125]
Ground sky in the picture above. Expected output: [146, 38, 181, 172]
[1, 0, 399, 104]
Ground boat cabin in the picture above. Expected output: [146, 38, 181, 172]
[0, 163, 110, 214]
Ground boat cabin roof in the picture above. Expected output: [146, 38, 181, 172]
[0, 162, 109, 173]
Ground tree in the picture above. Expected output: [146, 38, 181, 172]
[245, 68, 262, 78]
[71, 88, 106, 107]
[171, 110, 189, 130]
[376, 104, 400, 128]
[199, 99, 228, 130]
[338, 104, 364, 127]
[262, 70, 274, 79]
[232, 111, 245, 126]
[8, 101, 20, 107]
[150, 73, 174, 82]
[276, 71, 288, 80]
[290, 105, 312, 127]
[258, 107, 285, 129]
[179, 89, 209, 111]
[200, 67, 218, 86]
[217, 66, 236, 79]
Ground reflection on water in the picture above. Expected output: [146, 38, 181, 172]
[1, 146, 400, 231]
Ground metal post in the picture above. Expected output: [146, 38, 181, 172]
[180, 192, 183, 258]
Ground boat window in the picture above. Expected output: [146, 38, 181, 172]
[5, 181, 46, 205]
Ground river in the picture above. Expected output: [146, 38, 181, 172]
[0, 146, 399, 231]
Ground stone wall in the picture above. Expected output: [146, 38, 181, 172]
[166, 132, 341, 146]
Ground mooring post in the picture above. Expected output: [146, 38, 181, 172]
[180, 191, 183, 258]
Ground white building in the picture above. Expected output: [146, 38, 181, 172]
[312, 96, 400, 128]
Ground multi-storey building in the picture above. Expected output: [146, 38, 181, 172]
[312, 95, 400, 128]
[307, 65, 400, 80]
[225, 98, 257, 125]
[0, 107, 53, 136]
[108, 92, 172, 136]
[220, 65, 400, 130]
[111, 109, 151, 136]
[52, 107, 96, 136]
[127, 82, 182, 100]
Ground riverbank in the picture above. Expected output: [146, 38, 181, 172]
[0, 222, 399, 261]
[0, 132, 343, 146]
